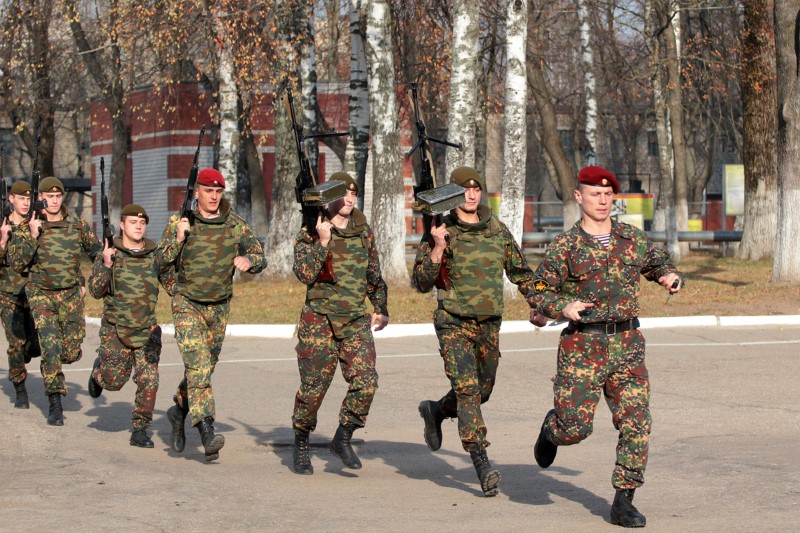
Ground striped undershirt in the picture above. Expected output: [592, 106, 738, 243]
[594, 233, 611, 249]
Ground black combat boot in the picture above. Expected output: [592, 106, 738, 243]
[197, 417, 225, 461]
[167, 396, 188, 452]
[130, 429, 154, 448]
[470, 447, 501, 497]
[13, 380, 29, 409]
[610, 489, 647, 528]
[534, 409, 558, 468]
[88, 358, 103, 398]
[47, 393, 64, 426]
[292, 429, 314, 475]
[330, 424, 362, 469]
[418, 400, 444, 451]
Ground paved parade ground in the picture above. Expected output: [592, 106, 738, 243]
[1, 321, 799, 532]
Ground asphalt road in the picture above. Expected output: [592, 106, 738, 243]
[1, 323, 799, 531]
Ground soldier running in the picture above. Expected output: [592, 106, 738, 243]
[0, 181, 41, 409]
[414, 167, 538, 497]
[158, 168, 265, 461]
[530, 166, 684, 527]
[290, 172, 388, 475]
[8, 177, 101, 425]
[87, 204, 164, 448]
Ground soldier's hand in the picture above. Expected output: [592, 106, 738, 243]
[371, 313, 389, 332]
[316, 214, 333, 247]
[0, 219, 11, 248]
[102, 242, 116, 268]
[176, 218, 191, 243]
[233, 255, 252, 272]
[659, 273, 681, 294]
[562, 301, 595, 322]
[29, 218, 42, 239]
[529, 310, 548, 328]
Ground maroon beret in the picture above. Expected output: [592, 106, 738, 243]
[197, 168, 226, 188]
[577, 166, 619, 194]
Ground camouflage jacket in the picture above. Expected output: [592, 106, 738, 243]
[294, 208, 388, 337]
[88, 237, 161, 348]
[157, 198, 266, 303]
[0, 219, 31, 296]
[414, 205, 536, 318]
[8, 209, 101, 290]
[531, 219, 683, 322]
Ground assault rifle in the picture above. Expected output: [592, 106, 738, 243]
[181, 126, 206, 238]
[284, 89, 348, 237]
[406, 83, 464, 289]
[27, 135, 41, 222]
[0, 144, 9, 223]
[100, 157, 115, 294]
[406, 82, 465, 244]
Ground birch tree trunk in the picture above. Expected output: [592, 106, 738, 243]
[345, 0, 370, 212]
[209, 4, 240, 208]
[500, 0, 527, 298]
[301, 9, 319, 177]
[577, 0, 597, 165]
[649, 0, 680, 261]
[737, 0, 777, 260]
[365, 0, 409, 285]
[444, 0, 480, 177]
[772, 0, 800, 281]
[662, 1, 688, 258]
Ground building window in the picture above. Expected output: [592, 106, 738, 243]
[647, 131, 658, 157]
[558, 129, 574, 157]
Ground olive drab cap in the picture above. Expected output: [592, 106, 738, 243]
[10, 180, 31, 196]
[40, 176, 65, 193]
[577, 166, 620, 194]
[121, 203, 149, 224]
[449, 166, 484, 190]
[329, 171, 358, 194]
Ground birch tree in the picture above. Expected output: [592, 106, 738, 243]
[576, 0, 596, 165]
[772, 0, 800, 281]
[207, 2, 239, 206]
[365, 0, 409, 285]
[345, 0, 370, 211]
[499, 0, 527, 297]
[444, 0, 480, 177]
[737, 0, 777, 260]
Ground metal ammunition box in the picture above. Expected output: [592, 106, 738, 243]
[415, 183, 466, 215]
[302, 180, 347, 207]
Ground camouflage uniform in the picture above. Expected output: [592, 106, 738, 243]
[292, 208, 387, 434]
[0, 221, 40, 386]
[88, 237, 162, 431]
[157, 198, 265, 426]
[414, 204, 537, 452]
[8, 210, 101, 396]
[531, 219, 684, 490]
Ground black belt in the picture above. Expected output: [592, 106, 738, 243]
[572, 318, 639, 335]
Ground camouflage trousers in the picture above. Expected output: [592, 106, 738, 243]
[543, 327, 651, 490]
[94, 321, 162, 430]
[292, 306, 378, 434]
[172, 293, 229, 427]
[0, 292, 40, 384]
[434, 309, 501, 452]
[26, 285, 85, 395]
